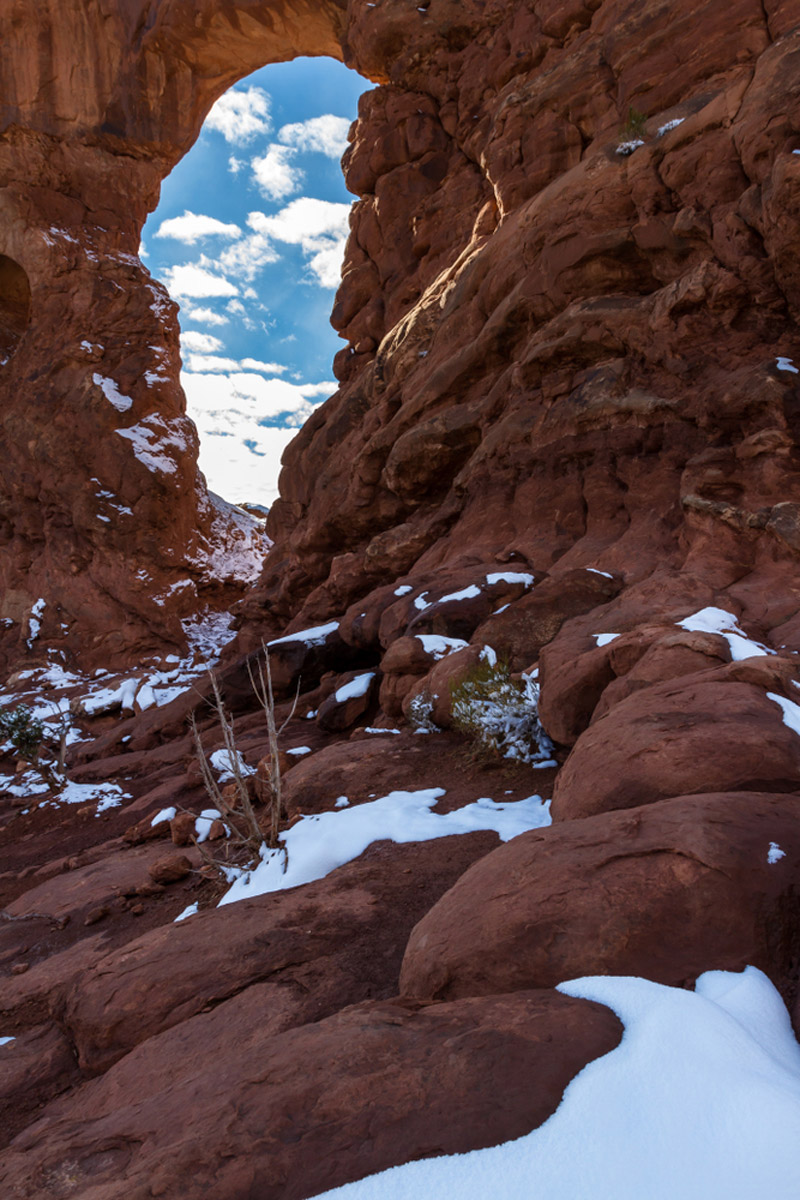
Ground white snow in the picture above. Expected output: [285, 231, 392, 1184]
[394, 585, 413, 597]
[776, 357, 799, 373]
[116, 413, 188, 475]
[437, 585, 481, 604]
[59, 780, 129, 811]
[656, 117, 685, 136]
[219, 790, 551, 907]
[93, 373, 133, 413]
[82, 678, 139, 715]
[209, 749, 255, 781]
[286, 746, 312, 756]
[365, 727, 401, 734]
[0, 1037, 15, 1047]
[768, 841, 786, 865]
[195, 808, 222, 842]
[479, 645, 498, 667]
[174, 903, 199, 922]
[334, 673, 375, 703]
[310, 966, 800, 1200]
[767, 691, 800, 738]
[594, 633, 620, 647]
[335, 795, 349, 808]
[26, 598, 46, 649]
[677, 606, 774, 661]
[586, 568, 613, 578]
[616, 138, 644, 155]
[485, 572, 535, 587]
[413, 592, 431, 611]
[416, 635, 469, 660]
[268, 621, 340, 648]
[151, 806, 177, 827]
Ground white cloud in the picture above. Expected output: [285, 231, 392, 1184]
[183, 354, 289, 375]
[218, 231, 278, 282]
[184, 355, 244, 374]
[155, 211, 242, 245]
[278, 114, 352, 158]
[181, 305, 229, 326]
[251, 144, 303, 201]
[227, 300, 247, 315]
[240, 358, 288, 374]
[248, 198, 352, 288]
[205, 87, 272, 145]
[163, 263, 239, 299]
[182, 371, 334, 504]
[181, 331, 223, 354]
[229, 156, 244, 174]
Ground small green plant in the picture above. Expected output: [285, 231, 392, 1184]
[621, 106, 647, 139]
[449, 656, 554, 764]
[0, 704, 67, 788]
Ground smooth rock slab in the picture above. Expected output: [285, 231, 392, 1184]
[0, 989, 621, 1200]
[400, 792, 800, 1005]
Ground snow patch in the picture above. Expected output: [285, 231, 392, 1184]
[174, 903, 198, 923]
[776, 357, 799, 373]
[334, 673, 375, 703]
[219, 790, 551, 906]
[767, 691, 800, 738]
[768, 841, 786, 865]
[416, 635, 468, 661]
[151, 806, 177, 827]
[269, 621, 339, 648]
[594, 633, 620, 647]
[93, 373, 133, 413]
[26, 598, 46, 649]
[311, 966, 800, 1200]
[677, 606, 773, 661]
[437, 585, 481, 604]
[485, 572, 535, 587]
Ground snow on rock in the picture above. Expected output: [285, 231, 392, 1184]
[768, 841, 786, 865]
[209, 749, 255, 782]
[394, 585, 413, 597]
[115, 412, 189, 476]
[58, 780, 129, 811]
[365, 727, 401, 734]
[92, 373, 133, 413]
[413, 592, 431, 611]
[311, 966, 800, 1200]
[416, 635, 469, 660]
[26, 598, 46, 649]
[269, 621, 340, 648]
[677, 606, 773, 660]
[286, 746, 312, 756]
[0, 1037, 15, 1047]
[485, 572, 535, 587]
[174, 903, 198, 923]
[194, 491, 268, 585]
[81, 678, 139, 715]
[767, 691, 800, 738]
[776, 357, 799, 373]
[151, 806, 177, 827]
[195, 808, 223, 842]
[594, 633, 620, 647]
[219, 790, 552, 907]
[656, 117, 685, 136]
[334, 673, 376, 703]
[437, 585, 481, 604]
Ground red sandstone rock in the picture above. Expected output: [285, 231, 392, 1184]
[0, 989, 620, 1200]
[551, 668, 800, 821]
[148, 854, 192, 885]
[400, 792, 800, 1005]
[56, 833, 499, 1074]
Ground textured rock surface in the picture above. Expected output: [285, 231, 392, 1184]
[4, 1, 800, 1197]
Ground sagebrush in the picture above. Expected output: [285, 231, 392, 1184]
[449, 657, 555, 764]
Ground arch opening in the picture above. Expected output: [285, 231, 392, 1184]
[143, 56, 368, 511]
[0, 254, 32, 364]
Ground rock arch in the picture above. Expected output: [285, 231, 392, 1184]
[0, 0, 362, 666]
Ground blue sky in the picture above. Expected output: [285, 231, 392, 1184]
[141, 58, 368, 506]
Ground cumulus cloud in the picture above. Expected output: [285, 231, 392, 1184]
[228, 156, 245, 174]
[251, 144, 303, 201]
[248, 198, 352, 288]
[218, 231, 278, 282]
[205, 86, 272, 145]
[183, 354, 289, 375]
[183, 371, 335, 503]
[277, 114, 352, 158]
[181, 331, 224, 354]
[163, 263, 239, 299]
[181, 305, 229, 326]
[155, 211, 242, 245]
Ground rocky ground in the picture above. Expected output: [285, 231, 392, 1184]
[3, 0, 800, 1195]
